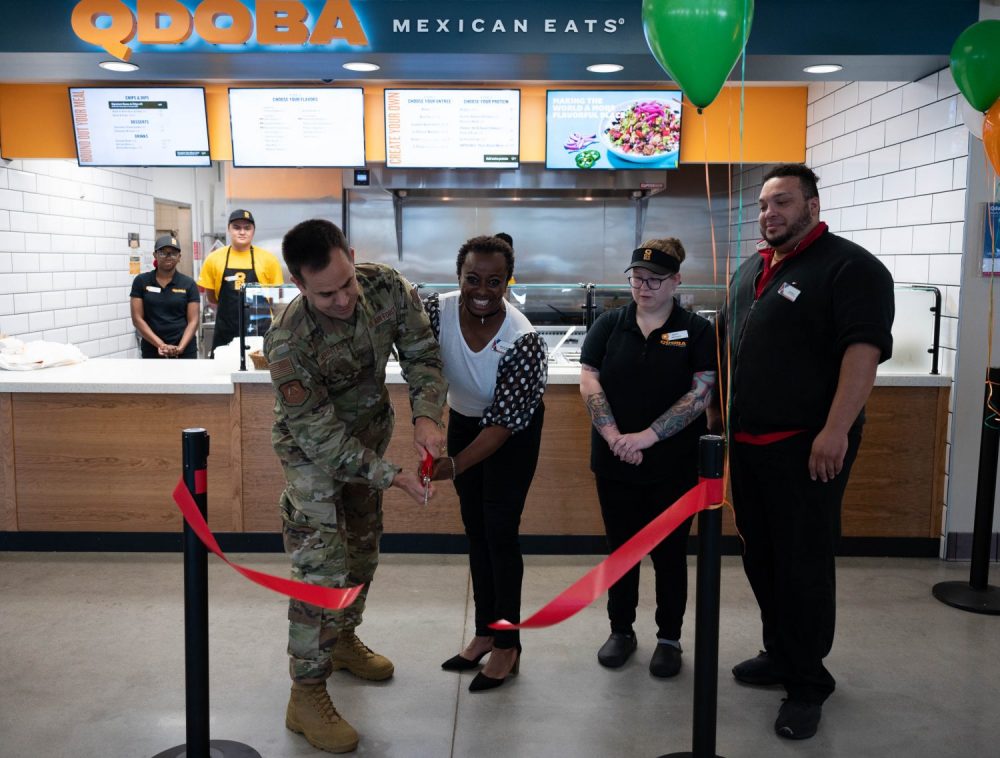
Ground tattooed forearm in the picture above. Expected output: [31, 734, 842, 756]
[580, 363, 620, 438]
[650, 371, 717, 441]
[585, 391, 619, 432]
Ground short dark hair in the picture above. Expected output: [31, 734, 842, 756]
[282, 219, 350, 279]
[762, 163, 820, 199]
[456, 235, 515, 280]
[494, 232, 513, 248]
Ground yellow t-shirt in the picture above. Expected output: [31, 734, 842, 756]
[197, 246, 284, 298]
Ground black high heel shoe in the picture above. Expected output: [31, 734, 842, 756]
[468, 646, 521, 692]
[441, 647, 491, 671]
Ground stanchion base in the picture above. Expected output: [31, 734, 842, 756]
[658, 752, 725, 757]
[932, 581, 1000, 615]
[152, 740, 262, 758]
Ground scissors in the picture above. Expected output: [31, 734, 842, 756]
[420, 451, 434, 506]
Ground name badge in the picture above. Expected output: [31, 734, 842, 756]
[371, 307, 395, 327]
[491, 338, 514, 354]
[171, 288, 186, 293]
[145, 286, 161, 293]
[224, 274, 239, 282]
[667, 330, 689, 340]
[778, 282, 801, 302]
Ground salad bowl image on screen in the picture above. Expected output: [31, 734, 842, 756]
[601, 98, 681, 165]
[545, 90, 682, 170]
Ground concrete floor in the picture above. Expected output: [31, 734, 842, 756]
[0, 552, 997, 758]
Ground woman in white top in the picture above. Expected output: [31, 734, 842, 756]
[424, 234, 547, 692]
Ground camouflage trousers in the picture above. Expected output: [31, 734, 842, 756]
[281, 468, 384, 683]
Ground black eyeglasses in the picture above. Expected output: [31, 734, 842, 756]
[627, 275, 672, 290]
[155, 250, 181, 258]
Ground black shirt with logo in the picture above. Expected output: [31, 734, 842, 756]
[581, 300, 716, 483]
[129, 270, 200, 356]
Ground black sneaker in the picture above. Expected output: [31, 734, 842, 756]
[732, 650, 785, 686]
[597, 632, 637, 668]
[774, 699, 822, 740]
[649, 644, 682, 678]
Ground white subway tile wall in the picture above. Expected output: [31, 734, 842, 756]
[0, 160, 153, 357]
[732, 70, 969, 537]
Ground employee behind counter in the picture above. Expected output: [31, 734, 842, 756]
[129, 234, 200, 359]
[198, 209, 284, 356]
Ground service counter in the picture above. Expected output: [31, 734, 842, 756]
[0, 360, 949, 544]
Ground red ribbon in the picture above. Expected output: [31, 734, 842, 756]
[490, 477, 724, 630]
[172, 476, 363, 611]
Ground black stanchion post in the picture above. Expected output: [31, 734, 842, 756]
[183, 428, 210, 755]
[153, 429, 262, 758]
[661, 434, 726, 758]
[932, 367, 1000, 614]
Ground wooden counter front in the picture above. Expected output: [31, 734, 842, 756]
[239, 382, 947, 539]
[4, 392, 237, 532]
[2, 380, 949, 540]
[240, 383, 599, 536]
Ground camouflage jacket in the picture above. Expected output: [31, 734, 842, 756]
[263, 263, 447, 490]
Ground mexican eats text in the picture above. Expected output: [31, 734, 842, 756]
[71, 0, 368, 61]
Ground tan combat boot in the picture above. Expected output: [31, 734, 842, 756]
[286, 682, 360, 754]
[330, 631, 395, 681]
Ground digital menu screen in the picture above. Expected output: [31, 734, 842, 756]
[69, 88, 211, 167]
[229, 88, 366, 168]
[546, 90, 683, 170]
[385, 89, 520, 169]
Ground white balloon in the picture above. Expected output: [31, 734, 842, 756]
[960, 98, 985, 140]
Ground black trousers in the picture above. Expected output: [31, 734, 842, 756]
[729, 429, 862, 704]
[596, 472, 696, 641]
[449, 404, 544, 650]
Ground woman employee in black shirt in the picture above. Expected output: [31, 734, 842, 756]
[129, 234, 200, 358]
[579, 238, 717, 678]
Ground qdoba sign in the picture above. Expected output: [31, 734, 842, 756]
[71, 0, 368, 61]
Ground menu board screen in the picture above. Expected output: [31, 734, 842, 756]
[69, 87, 210, 167]
[385, 89, 520, 169]
[229, 88, 365, 168]
[546, 90, 683, 170]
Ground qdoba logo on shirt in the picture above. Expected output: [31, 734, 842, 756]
[71, 0, 368, 61]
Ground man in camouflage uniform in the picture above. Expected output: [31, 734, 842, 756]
[263, 219, 446, 754]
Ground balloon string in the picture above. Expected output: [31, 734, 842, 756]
[987, 162, 1000, 420]
[727, 0, 752, 540]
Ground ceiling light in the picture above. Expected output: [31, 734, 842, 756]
[587, 63, 624, 74]
[803, 64, 843, 74]
[99, 60, 139, 73]
[342, 61, 380, 73]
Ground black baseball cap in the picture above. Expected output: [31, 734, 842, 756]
[228, 209, 255, 225]
[624, 246, 680, 276]
[154, 234, 181, 252]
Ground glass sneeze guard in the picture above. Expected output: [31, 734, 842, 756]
[239, 282, 942, 376]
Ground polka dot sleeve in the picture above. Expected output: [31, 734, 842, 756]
[481, 331, 548, 432]
[423, 291, 441, 339]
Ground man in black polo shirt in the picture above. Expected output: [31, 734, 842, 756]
[580, 238, 717, 678]
[129, 234, 200, 358]
[724, 164, 894, 740]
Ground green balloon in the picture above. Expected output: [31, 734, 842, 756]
[642, 0, 754, 110]
[950, 20, 1000, 113]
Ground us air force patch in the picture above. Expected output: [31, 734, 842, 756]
[279, 380, 310, 406]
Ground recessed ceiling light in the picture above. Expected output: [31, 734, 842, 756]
[342, 61, 380, 72]
[803, 64, 843, 74]
[587, 63, 624, 74]
[99, 60, 139, 73]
